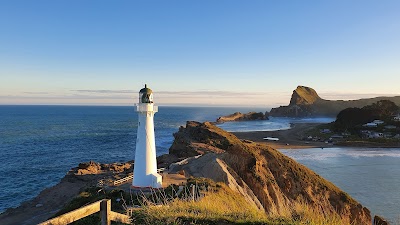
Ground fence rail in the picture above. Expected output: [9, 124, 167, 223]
[114, 175, 133, 186]
[38, 199, 131, 225]
[112, 168, 165, 186]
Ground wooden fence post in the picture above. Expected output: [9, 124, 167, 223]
[191, 184, 195, 202]
[100, 199, 111, 225]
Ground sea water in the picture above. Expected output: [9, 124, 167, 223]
[0, 105, 264, 212]
[0, 106, 399, 223]
[281, 148, 400, 224]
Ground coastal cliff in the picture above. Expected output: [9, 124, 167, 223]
[216, 112, 267, 123]
[2, 122, 374, 225]
[270, 85, 400, 117]
[0, 161, 134, 225]
[169, 121, 371, 224]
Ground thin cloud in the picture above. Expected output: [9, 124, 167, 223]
[23, 91, 51, 95]
[72, 89, 274, 97]
[0, 95, 130, 100]
[319, 92, 400, 100]
[72, 90, 135, 94]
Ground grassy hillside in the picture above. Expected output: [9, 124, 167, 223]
[169, 121, 371, 224]
[53, 178, 348, 225]
[133, 179, 348, 225]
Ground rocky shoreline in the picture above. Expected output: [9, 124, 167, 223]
[2, 121, 391, 225]
[216, 111, 268, 123]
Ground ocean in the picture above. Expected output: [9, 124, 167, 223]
[0, 106, 399, 223]
[0, 105, 265, 213]
[281, 148, 400, 224]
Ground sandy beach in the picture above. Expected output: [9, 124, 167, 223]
[233, 122, 400, 149]
[232, 123, 329, 149]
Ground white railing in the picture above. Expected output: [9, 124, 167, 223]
[112, 168, 165, 186]
[135, 104, 158, 112]
[113, 175, 133, 186]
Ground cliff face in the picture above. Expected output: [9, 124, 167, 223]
[289, 86, 321, 105]
[169, 121, 371, 225]
[270, 85, 400, 117]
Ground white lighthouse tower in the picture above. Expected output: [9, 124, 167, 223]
[132, 84, 162, 188]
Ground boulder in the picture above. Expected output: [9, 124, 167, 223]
[76, 161, 101, 175]
[374, 215, 389, 225]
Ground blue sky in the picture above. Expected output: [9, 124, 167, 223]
[1, 1, 399, 106]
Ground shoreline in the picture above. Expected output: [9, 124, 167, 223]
[1, 122, 398, 224]
[232, 123, 400, 149]
[233, 123, 326, 149]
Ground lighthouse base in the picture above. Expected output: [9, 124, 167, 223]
[132, 173, 162, 188]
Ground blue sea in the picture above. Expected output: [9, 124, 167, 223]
[0, 106, 399, 223]
[0, 105, 266, 213]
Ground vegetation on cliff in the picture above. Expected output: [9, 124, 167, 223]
[132, 178, 349, 225]
[334, 100, 399, 131]
[53, 177, 350, 225]
[270, 85, 400, 117]
[35, 121, 377, 225]
[169, 121, 371, 224]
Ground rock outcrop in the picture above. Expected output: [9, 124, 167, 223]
[216, 112, 267, 123]
[74, 161, 132, 175]
[373, 215, 389, 225]
[270, 85, 400, 117]
[169, 121, 371, 224]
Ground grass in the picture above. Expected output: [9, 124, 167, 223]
[131, 178, 350, 225]
[131, 181, 279, 225]
[50, 177, 352, 225]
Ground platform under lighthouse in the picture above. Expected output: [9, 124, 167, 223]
[132, 84, 162, 188]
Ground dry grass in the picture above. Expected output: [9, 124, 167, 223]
[132, 184, 270, 224]
[288, 202, 350, 225]
[130, 181, 350, 225]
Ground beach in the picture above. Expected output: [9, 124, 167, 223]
[232, 123, 327, 149]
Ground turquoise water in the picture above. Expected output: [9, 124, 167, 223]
[281, 148, 400, 224]
[218, 116, 334, 132]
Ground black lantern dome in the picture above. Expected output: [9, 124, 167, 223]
[139, 84, 153, 103]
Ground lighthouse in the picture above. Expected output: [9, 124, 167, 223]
[132, 84, 162, 188]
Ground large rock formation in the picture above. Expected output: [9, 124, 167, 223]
[216, 112, 267, 123]
[270, 85, 400, 117]
[169, 121, 371, 224]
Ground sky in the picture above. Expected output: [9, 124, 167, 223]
[1, 1, 399, 107]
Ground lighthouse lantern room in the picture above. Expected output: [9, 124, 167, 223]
[132, 84, 162, 188]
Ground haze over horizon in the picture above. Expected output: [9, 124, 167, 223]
[1, 1, 399, 107]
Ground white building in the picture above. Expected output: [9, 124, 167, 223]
[368, 132, 383, 139]
[363, 123, 378, 128]
[132, 84, 162, 188]
[372, 120, 384, 125]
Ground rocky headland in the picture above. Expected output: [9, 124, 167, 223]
[2, 121, 380, 225]
[270, 85, 400, 117]
[0, 161, 135, 225]
[169, 121, 371, 224]
[216, 111, 268, 123]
